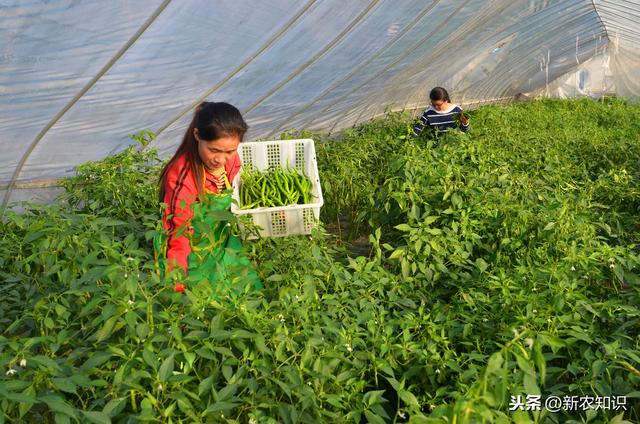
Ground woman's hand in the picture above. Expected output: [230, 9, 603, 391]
[459, 111, 469, 126]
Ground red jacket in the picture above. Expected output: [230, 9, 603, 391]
[162, 152, 242, 273]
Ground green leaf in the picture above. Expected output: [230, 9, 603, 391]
[398, 390, 420, 409]
[523, 374, 540, 396]
[325, 394, 343, 408]
[44, 317, 55, 329]
[475, 258, 488, 273]
[29, 355, 62, 373]
[566, 329, 595, 344]
[254, 334, 271, 355]
[385, 377, 402, 392]
[401, 258, 410, 279]
[198, 375, 214, 397]
[394, 224, 412, 232]
[532, 342, 546, 383]
[184, 351, 196, 368]
[18, 394, 35, 418]
[143, 348, 159, 371]
[80, 352, 113, 370]
[613, 264, 625, 282]
[51, 378, 77, 394]
[163, 402, 177, 418]
[364, 410, 387, 424]
[230, 329, 254, 339]
[0, 391, 37, 404]
[389, 248, 405, 260]
[55, 413, 71, 424]
[181, 317, 206, 328]
[195, 347, 218, 360]
[95, 316, 119, 343]
[363, 390, 387, 407]
[538, 333, 566, 352]
[139, 398, 155, 420]
[136, 323, 149, 340]
[81, 411, 112, 424]
[1, 380, 31, 392]
[204, 401, 240, 413]
[23, 230, 48, 243]
[102, 398, 126, 418]
[222, 365, 233, 382]
[217, 384, 238, 401]
[515, 353, 536, 377]
[39, 395, 77, 417]
[451, 193, 462, 207]
[266, 274, 284, 282]
[268, 377, 292, 397]
[209, 329, 232, 340]
[159, 353, 175, 383]
[486, 351, 504, 375]
[70, 374, 94, 388]
[125, 277, 137, 295]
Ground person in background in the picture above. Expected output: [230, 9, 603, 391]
[412, 86, 469, 139]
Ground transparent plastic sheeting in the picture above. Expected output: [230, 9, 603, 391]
[1, 0, 639, 205]
[542, 56, 616, 99]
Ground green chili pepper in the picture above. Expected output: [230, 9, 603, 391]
[239, 165, 315, 208]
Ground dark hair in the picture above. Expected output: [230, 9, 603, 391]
[429, 87, 451, 103]
[158, 102, 248, 202]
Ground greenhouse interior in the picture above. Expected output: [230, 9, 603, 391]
[1, 1, 639, 422]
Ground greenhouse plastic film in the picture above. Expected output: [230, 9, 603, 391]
[2, 0, 640, 205]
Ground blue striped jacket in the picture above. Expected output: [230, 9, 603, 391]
[412, 104, 469, 138]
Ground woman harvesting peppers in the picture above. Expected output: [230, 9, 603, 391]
[155, 101, 261, 295]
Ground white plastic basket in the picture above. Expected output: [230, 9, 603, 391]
[231, 139, 324, 238]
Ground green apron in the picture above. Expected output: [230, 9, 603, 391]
[154, 186, 262, 299]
